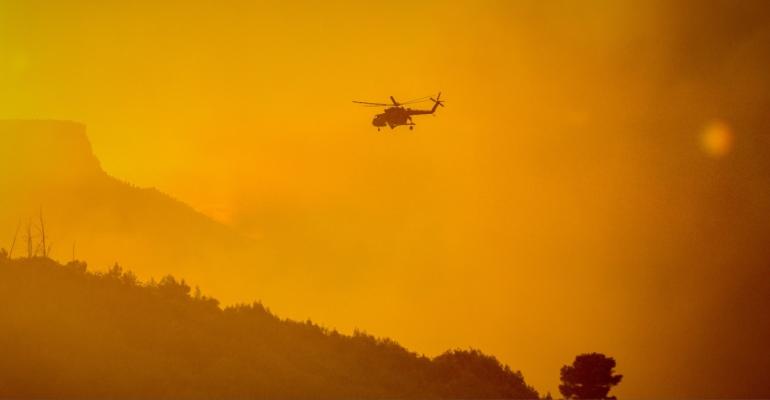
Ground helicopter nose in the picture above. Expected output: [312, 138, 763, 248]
[372, 116, 386, 127]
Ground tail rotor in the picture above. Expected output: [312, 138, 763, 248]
[430, 92, 445, 108]
[429, 92, 445, 114]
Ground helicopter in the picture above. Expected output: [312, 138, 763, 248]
[353, 92, 444, 131]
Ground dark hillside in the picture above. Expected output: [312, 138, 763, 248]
[0, 120, 270, 305]
[0, 254, 538, 399]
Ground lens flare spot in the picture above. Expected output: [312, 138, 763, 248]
[701, 120, 733, 158]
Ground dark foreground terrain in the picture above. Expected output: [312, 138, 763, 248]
[0, 254, 538, 399]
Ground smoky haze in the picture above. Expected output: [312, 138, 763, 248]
[2, 0, 770, 397]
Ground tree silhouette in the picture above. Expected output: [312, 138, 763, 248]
[559, 353, 622, 400]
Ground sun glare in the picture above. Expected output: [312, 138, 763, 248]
[701, 120, 733, 158]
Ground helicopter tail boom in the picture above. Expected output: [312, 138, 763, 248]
[406, 92, 444, 116]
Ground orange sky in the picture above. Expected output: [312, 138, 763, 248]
[3, 1, 770, 397]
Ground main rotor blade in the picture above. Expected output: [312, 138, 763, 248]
[399, 97, 433, 105]
[353, 96, 433, 107]
[353, 101, 390, 106]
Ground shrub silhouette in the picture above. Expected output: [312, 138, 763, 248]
[559, 353, 623, 399]
[0, 256, 539, 399]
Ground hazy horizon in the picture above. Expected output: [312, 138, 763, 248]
[3, 1, 770, 397]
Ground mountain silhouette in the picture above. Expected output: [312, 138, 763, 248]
[0, 120, 274, 303]
[0, 255, 539, 399]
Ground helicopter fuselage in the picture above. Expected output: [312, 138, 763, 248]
[373, 107, 410, 128]
[372, 103, 439, 130]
